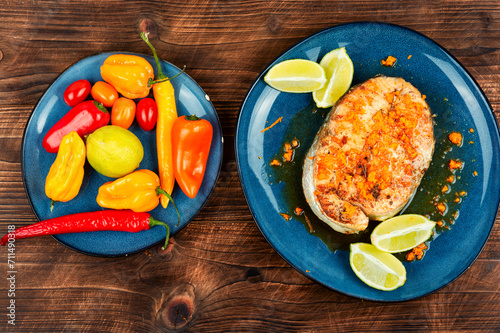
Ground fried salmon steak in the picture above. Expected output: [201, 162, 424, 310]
[302, 76, 434, 234]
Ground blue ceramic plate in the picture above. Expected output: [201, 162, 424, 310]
[236, 22, 500, 301]
[23, 52, 223, 256]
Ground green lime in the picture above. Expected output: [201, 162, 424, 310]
[313, 47, 354, 108]
[350, 243, 406, 291]
[370, 214, 436, 253]
[86, 125, 144, 178]
[264, 59, 326, 93]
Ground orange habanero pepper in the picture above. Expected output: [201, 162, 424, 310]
[100, 54, 154, 99]
[96, 170, 179, 223]
[171, 115, 213, 198]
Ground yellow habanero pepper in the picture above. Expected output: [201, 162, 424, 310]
[100, 54, 154, 99]
[45, 131, 86, 211]
[96, 170, 179, 222]
[141, 32, 181, 208]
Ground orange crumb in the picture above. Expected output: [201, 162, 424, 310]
[436, 202, 447, 214]
[280, 213, 291, 221]
[459, 191, 467, 196]
[406, 252, 415, 261]
[291, 139, 300, 148]
[270, 159, 281, 166]
[381, 55, 397, 67]
[282, 142, 294, 162]
[469, 128, 474, 133]
[406, 243, 428, 261]
[454, 197, 461, 203]
[448, 132, 462, 146]
[407, 55, 412, 60]
[294, 207, 304, 216]
[442, 185, 450, 193]
[261, 116, 283, 133]
[448, 159, 463, 171]
[437, 221, 444, 227]
[446, 175, 455, 183]
[473, 171, 478, 177]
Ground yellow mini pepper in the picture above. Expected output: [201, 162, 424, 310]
[96, 170, 179, 223]
[100, 54, 154, 99]
[45, 131, 86, 211]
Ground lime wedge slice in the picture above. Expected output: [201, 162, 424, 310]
[313, 47, 354, 108]
[264, 59, 326, 93]
[371, 214, 436, 253]
[350, 243, 406, 291]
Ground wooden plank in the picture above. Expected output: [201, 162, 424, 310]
[0, 0, 498, 331]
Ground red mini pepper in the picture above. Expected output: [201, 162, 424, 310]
[0, 210, 171, 249]
[43, 100, 110, 153]
[171, 115, 213, 198]
[63, 79, 91, 107]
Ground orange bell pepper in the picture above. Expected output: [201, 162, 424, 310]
[100, 54, 154, 99]
[171, 115, 213, 198]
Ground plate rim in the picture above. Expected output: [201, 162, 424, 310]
[235, 21, 500, 301]
[21, 51, 224, 257]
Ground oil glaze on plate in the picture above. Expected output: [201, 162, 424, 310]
[235, 22, 500, 301]
[23, 52, 223, 257]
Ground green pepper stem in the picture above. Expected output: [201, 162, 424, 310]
[141, 32, 166, 80]
[148, 216, 170, 250]
[156, 187, 181, 227]
[147, 65, 186, 88]
[93, 101, 108, 113]
[50, 200, 56, 212]
[185, 114, 201, 121]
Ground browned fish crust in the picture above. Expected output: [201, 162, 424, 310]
[303, 76, 434, 234]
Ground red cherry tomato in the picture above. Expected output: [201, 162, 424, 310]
[91, 81, 119, 108]
[136, 98, 158, 131]
[63, 79, 91, 107]
[111, 97, 136, 129]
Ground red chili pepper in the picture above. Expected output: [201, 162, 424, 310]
[136, 98, 158, 131]
[172, 115, 213, 198]
[0, 210, 171, 249]
[43, 100, 110, 153]
[63, 79, 91, 107]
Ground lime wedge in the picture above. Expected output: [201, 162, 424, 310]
[313, 47, 354, 108]
[371, 214, 436, 253]
[264, 59, 326, 93]
[350, 243, 406, 291]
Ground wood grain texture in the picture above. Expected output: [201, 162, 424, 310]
[1, 0, 499, 332]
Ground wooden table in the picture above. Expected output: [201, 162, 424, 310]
[1, 1, 499, 331]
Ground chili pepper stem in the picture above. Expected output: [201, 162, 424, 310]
[140, 32, 186, 87]
[147, 66, 186, 87]
[50, 200, 56, 212]
[148, 216, 170, 250]
[156, 187, 181, 226]
[141, 32, 166, 80]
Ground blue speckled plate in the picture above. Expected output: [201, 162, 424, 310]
[23, 52, 223, 257]
[235, 22, 500, 301]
